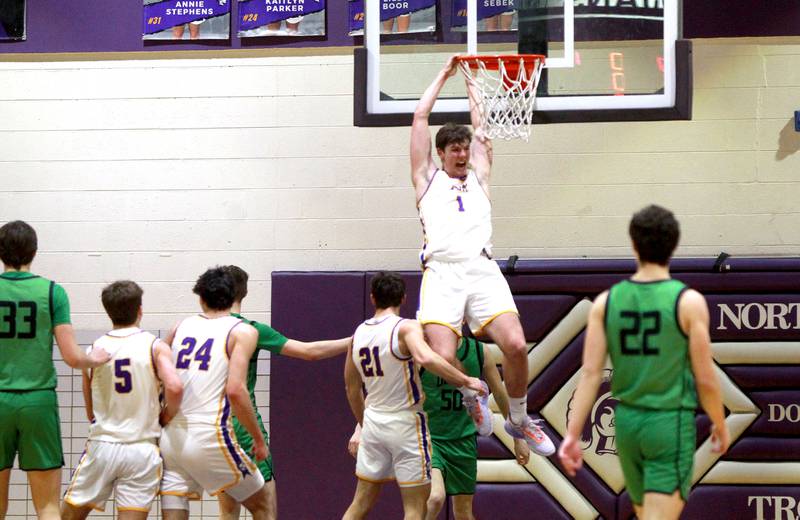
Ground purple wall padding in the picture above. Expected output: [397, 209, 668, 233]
[272, 257, 800, 519]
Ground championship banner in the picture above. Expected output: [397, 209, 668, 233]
[238, 0, 326, 37]
[348, 0, 436, 35]
[452, 0, 517, 31]
[143, 0, 230, 40]
[0, 0, 25, 40]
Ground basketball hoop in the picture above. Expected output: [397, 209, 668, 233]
[455, 54, 545, 142]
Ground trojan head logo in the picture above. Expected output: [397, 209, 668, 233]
[566, 369, 619, 456]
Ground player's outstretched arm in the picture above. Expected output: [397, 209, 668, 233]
[154, 340, 183, 426]
[344, 339, 365, 425]
[559, 292, 610, 476]
[54, 324, 111, 369]
[483, 349, 530, 464]
[682, 289, 730, 454]
[400, 321, 484, 394]
[227, 323, 268, 461]
[411, 55, 459, 195]
[281, 336, 352, 361]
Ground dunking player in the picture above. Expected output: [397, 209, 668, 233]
[0, 220, 110, 520]
[559, 205, 730, 520]
[217, 266, 351, 520]
[159, 267, 269, 520]
[411, 55, 554, 455]
[342, 272, 485, 520]
[62, 281, 183, 520]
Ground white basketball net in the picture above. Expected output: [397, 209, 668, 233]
[458, 56, 545, 142]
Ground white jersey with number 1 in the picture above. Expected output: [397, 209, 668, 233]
[417, 169, 493, 264]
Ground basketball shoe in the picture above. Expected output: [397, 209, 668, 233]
[463, 381, 493, 436]
[505, 417, 555, 456]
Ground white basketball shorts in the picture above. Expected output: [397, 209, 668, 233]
[417, 255, 518, 335]
[356, 408, 432, 488]
[159, 421, 264, 510]
[63, 439, 161, 513]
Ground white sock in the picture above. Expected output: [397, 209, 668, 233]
[509, 397, 527, 425]
[458, 386, 478, 399]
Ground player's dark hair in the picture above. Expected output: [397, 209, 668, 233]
[101, 280, 143, 327]
[0, 220, 37, 269]
[370, 271, 405, 309]
[223, 265, 249, 303]
[193, 266, 235, 311]
[629, 205, 680, 266]
[435, 123, 472, 151]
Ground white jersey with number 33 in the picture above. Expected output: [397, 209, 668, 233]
[353, 314, 424, 414]
[418, 169, 493, 264]
[170, 315, 243, 425]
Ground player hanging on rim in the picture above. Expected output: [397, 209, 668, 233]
[342, 272, 486, 520]
[0, 220, 111, 520]
[217, 265, 352, 520]
[559, 205, 730, 520]
[410, 55, 554, 455]
[62, 281, 183, 520]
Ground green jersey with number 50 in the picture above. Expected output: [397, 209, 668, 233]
[605, 279, 697, 411]
[421, 337, 484, 440]
[0, 272, 71, 391]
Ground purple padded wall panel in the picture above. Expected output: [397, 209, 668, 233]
[270, 272, 373, 519]
[271, 258, 800, 519]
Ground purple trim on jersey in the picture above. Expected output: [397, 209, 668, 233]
[224, 319, 243, 359]
[389, 318, 412, 361]
[220, 397, 252, 478]
[150, 337, 160, 379]
[415, 169, 440, 207]
[407, 360, 421, 404]
[365, 315, 393, 326]
[416, 412, 431, 476]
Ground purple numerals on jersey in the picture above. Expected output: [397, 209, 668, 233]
[456, 195, 465, 212]
[114, 358, 133, 393]
[359, 346, 385, 377]
[176, 337, 213, 371]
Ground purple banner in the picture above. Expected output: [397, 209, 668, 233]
[348, 0, 435, 32]
[684, 486, 800, 520]
[238, 0, 325, 31]
[708, 295, 800, 341]
[143, 0, 230, 34]
[749, 392, 800, 435]
[452, 0, 515, 27]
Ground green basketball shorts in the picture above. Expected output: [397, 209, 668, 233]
[232, 414, 273, 482]
[615, 403, 695, 506]
[0, 389, 63, 470]
[431, 435, 477, 496]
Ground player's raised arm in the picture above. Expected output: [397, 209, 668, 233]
[464, 69, 492, 188]
[399, 320, 484, 394]
[681, 289, 730, 454]
[344, 338, 365, 425]
[153, 339, 183, 426]
[411, 55, 459, 196]
[226, 323, 268, 461]
[559, 292, 610, 476]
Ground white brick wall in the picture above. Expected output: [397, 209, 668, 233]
[1, 36, 800, 516]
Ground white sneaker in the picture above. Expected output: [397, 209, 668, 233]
[504, 417, 555, 456]
[462, 382, 493, 436]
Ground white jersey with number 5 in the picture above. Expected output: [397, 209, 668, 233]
[353, 314, 424, 414]
[170, 315, 243, 425]
[417, 169, 493, 264]
[88, 327, 161, 443]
